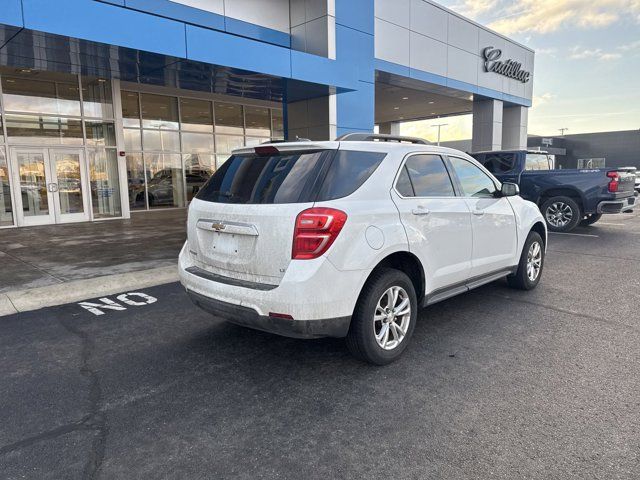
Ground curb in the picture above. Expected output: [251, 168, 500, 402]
[0, 265, 179, 317]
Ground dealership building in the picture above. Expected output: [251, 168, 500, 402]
[0, 0, 534, 228]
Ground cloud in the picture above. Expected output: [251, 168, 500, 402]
[535, 47, 558, 56]
[617, 40, 640, 51]
[533, 93, 556, 107]
[569, 46, 622, 61]
[480, 0, 640, 35]
[451, 0, 499, 18]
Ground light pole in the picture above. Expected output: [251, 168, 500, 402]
[432, 123, 448, 146]
[559, 127, 568, 136]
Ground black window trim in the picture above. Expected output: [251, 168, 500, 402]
[393, 152, 460, 199]
[444, 154, 502, 199]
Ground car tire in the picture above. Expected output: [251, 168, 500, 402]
[580, 213, 602, 227]
[346, 268, 418, 365]
[541, 196, 582, 233]
[507, 231, 545, 290]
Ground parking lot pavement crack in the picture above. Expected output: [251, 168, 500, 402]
[0, 416, 91, 457]
[58, 317, 108, 480]
[486, 292, 640, 333]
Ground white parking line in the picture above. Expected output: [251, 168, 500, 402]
[597, 222, 625, 226]
[549, 232, 599, 238]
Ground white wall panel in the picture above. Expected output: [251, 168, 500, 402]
[447, 46, 478, 85]
[410, 0, 447, 42]
[224, 0, 290, 32]
[375, 18, 411, 65]
[410, 32, 446, 77]
[374, 0, 411, 28]
[447, 14, 478, 55]
[171, 0, 224, 15]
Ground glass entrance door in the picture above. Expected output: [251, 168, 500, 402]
[10, 148, 90, 225]
[49, 149, 89, 223]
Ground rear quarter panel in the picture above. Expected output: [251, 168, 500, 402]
[522, 170, 616, 213]
[319, 147, 411, 272]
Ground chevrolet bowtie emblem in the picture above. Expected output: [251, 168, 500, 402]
[211, 223, 226, 231]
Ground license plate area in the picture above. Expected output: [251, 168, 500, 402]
[211, 231, 239, 255]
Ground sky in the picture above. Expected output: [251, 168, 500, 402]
[400, 0, 640, 141]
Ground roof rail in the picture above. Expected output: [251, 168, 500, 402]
[336, 133, 431, 145]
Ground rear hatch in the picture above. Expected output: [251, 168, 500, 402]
[187, 143, 387, 286]
[187, 145, 336, 286]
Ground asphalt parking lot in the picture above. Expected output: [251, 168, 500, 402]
[2, 212, 640, 480]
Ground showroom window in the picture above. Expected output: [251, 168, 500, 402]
[122, 90, 283, 211]
[0, 68, 121, 226]
[0, 146, 13, 226]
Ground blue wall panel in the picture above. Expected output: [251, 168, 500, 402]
[185, 25, 291, 79]
[335, 0, 374, 35]
[336, 25, 374, 84]
[290, 51, 358, 91]
[225, 17, 290, 48]
[123, 0, 290, 47]
[336, 81, 374, 131]
[22, 0, 187, 57]
[332, 0, 375, 134]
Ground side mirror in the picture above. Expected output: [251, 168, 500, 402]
[501, 182, 519, 197]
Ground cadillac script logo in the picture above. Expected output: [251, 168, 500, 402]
[482, 47, 531, 83]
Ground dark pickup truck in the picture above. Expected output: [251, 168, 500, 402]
[471, 150, 637, 232]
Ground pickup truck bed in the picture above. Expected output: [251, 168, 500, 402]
[471, 150, 636, 232]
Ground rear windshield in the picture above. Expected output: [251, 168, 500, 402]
[196, 149, 386, 204]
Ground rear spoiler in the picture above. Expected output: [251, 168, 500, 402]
[232, 141, 339, 156]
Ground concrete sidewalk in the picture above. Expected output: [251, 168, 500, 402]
[0, 209, 186, 315]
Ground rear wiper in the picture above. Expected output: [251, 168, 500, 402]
[216, 191, 242, 202]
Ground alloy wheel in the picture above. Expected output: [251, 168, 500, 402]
[526, 241, 543, 282]
[374, 286, 411, 350]
[545, 202, 573, 228]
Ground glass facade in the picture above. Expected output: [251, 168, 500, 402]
[0, 66, 284, 227]
[1, 148, 14, 225]
[123, 90, 283, 210]
[0, 67, 122, 226]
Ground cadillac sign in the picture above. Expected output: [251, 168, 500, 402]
[482, 47, 531, 83]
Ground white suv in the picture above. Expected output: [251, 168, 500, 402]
[179, 134, 546, 364]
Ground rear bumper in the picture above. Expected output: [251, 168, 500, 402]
[179, 242, 368, 337]
[597, 195, 636, 214]
[187, 290, 350, 339]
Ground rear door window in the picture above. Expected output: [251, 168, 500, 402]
[396, 154, 455, 197]
[315, 150, 386, 201]
[525, 153, 551, 171]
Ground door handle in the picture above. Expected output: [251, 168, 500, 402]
[411, 208, 430, 216]
[472, 209, 485, 216]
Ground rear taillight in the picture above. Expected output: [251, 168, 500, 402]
[607, 171, 620, 192]
[292, 208, 347, 260]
